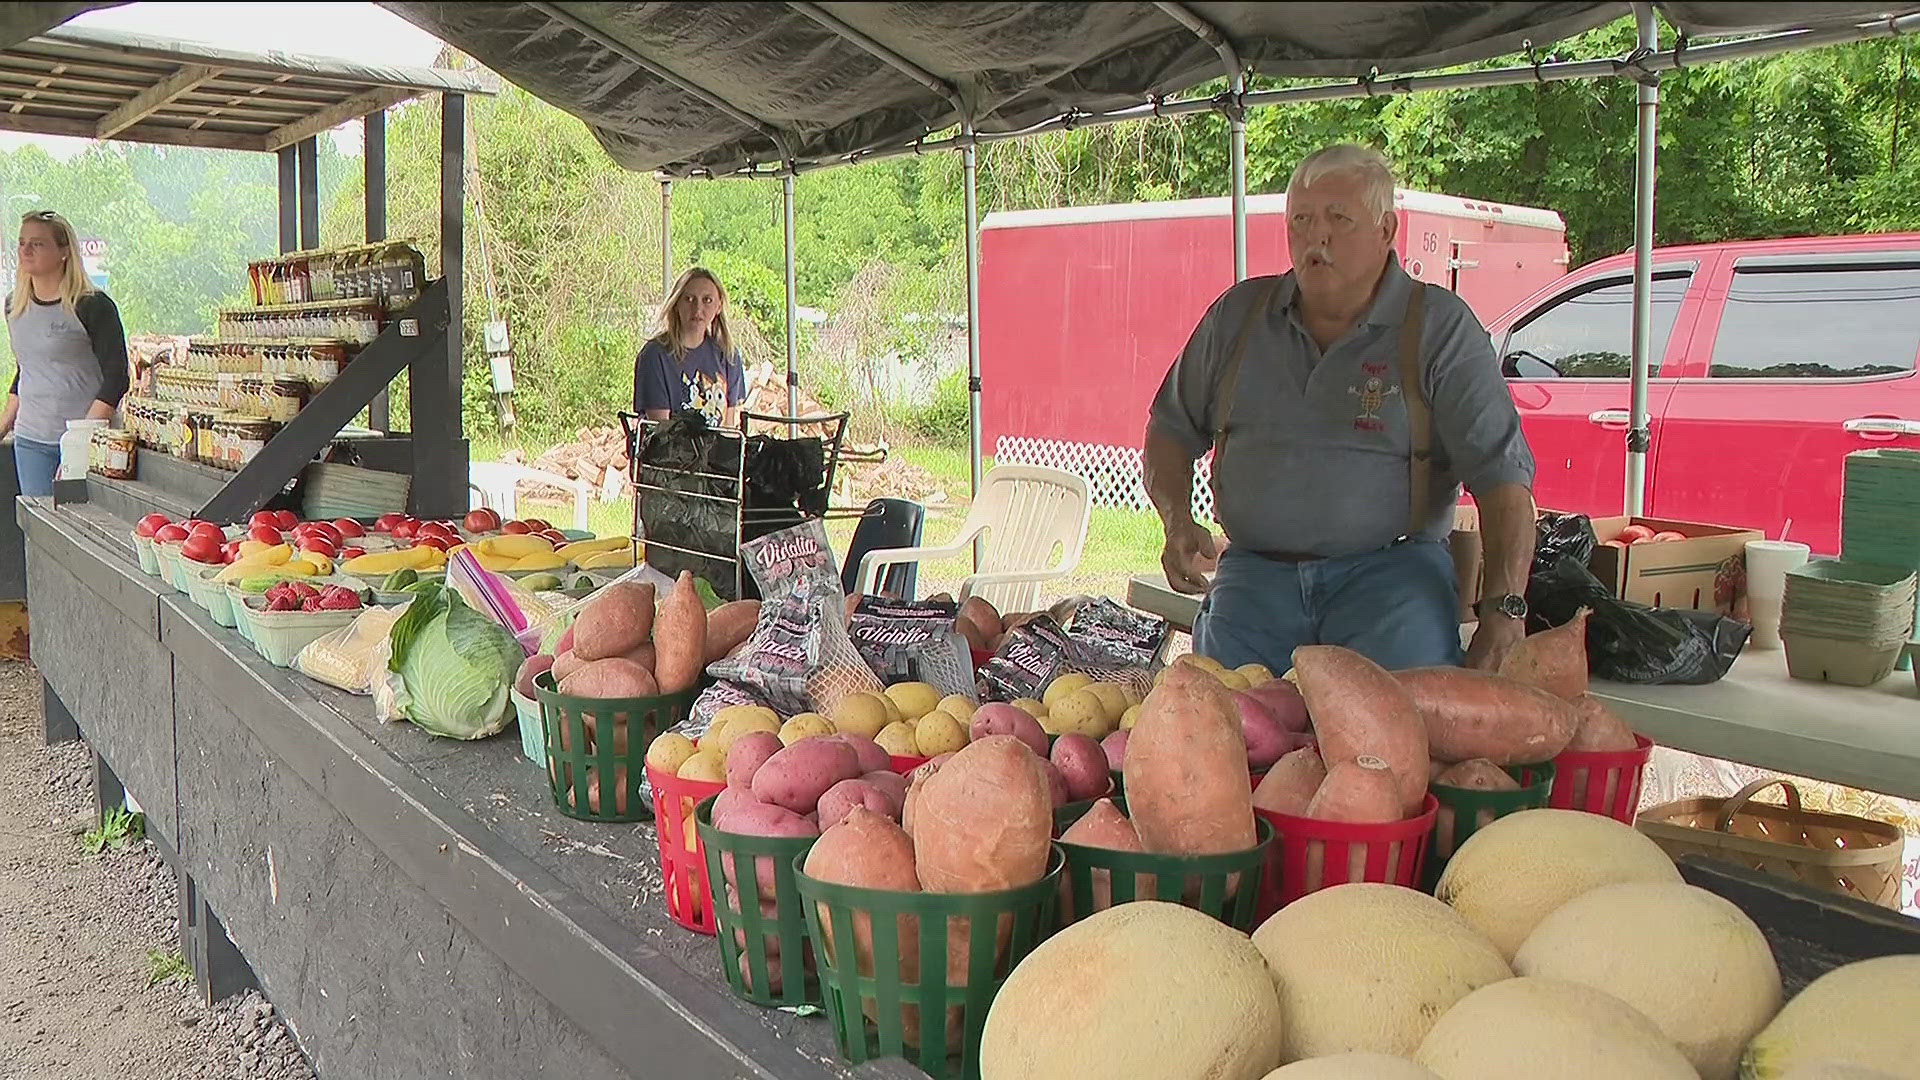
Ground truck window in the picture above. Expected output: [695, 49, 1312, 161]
[1709, 263, 1920, 379]
[1501, 272, 1690, 379]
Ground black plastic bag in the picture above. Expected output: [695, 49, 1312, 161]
[1527, 556, 1749, 685]
[1532, 511, 1597, 573]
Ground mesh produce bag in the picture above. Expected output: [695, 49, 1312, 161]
[848, 597, 975, 699]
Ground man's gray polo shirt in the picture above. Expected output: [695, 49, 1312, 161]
[1148, 258, 1534, 558]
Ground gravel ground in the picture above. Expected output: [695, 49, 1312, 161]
[0, 659, 315, 1080]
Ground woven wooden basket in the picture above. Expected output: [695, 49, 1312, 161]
[1637, 778, 1906, 909]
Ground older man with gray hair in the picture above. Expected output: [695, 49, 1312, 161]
[1143, 143, 1538, 672]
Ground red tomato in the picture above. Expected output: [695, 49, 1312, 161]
[248, 511, 279, 530]
[300, 537, 339, 558]
[391, 519, 420, 540]
[182, 519, 212, 532]
[340, 547, 366, 561]
[221, 541, 244, 564]
[247, 525, 283, 546]
[418, 521, 456, 539]
[412, 534, 453, 552]
[154, 523, 190, 543]
[189, 521, 224, 541]
[522, 518, 551, 532]
[332, 518, 365, 538]
[272, 510, 300, 531]
[463, 509, 499, 533]
[308, 522, 342, 543]
[181, 533, 225, 565]
[374, 513, 407, 533]
[135, 513, 171, 538]
[538, 529, 568, 545]
[501, 520, 531, 535]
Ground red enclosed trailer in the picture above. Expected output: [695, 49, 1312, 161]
[980, 190, 1568, 509]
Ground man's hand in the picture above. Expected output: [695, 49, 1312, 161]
[1161, 518, 1218, 595]
[1464, 615, 1526, 671]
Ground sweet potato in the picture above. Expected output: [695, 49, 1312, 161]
[1039, 760, 1070, 807]
[1433, 758, 1519, 791]
[860, 770, 909, 814]
[1252, 747, 1327, 817]
[724, 730, 785, 789]
[803, 808, 920, 1033]
[1125, 663, 1257, 855]
[550, 649, 587, 685]
[817, 778, 898, 829]
[900, 752, 954, 834]
[751, 737, 864, 814]
[620, 641, 656, 675]
[911, 736, 1052, 893]
[831, 733, 891, 774]
[1500, 607, 1591, 701]
[1564, 693, 1638, 752]
[1050, 734, 1110, 802]
[571, 581, 655, 661]
[1100, 729, 1128, 771]
[1395, 666, 1580, 765]
[514, 653, 555, 698]
[955, 618, 989, 653]
[652, 571, 707, 694]
[558, 656, 658, 699]
[1292, 645, 1429, 814]
[1056, 798, 1147, 912]
[969, 703, 1048, 757]
[704, 599, 761, 664]
[1306, 755, 1402, 823]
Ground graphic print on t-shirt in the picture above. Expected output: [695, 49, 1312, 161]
[1349, 360, 1398, 433]
[683, 369, 728, 426]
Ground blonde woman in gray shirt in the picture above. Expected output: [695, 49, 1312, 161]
[0, 210, 128, 495]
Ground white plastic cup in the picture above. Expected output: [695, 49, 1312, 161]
[1746, 540, 1811, 603]
[1748, 593, 1783, 650]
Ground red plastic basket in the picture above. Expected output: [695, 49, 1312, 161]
[645, 762, 728, 934]
[1548, 734, 1654, 824]
[1253, 794, 1439, 917]
[888, 753, 931, 774]
[969, 647, 992, 672]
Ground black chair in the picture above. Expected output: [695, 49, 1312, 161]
[841, 497, 925, 599]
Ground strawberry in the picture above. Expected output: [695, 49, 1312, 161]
[267, 595, 298, 612]
[301, 597, 324, 613]
[318, 591, 361, 611]
[290, 582, 320, 601]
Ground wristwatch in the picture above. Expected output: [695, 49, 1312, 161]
[1476, 593, 1528, 621]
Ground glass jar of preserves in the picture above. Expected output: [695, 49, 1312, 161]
[93, 429, 136, 480]
[267, 377, 307, 423]
[231, 418, 274, 469]
[310, 341, 347, 383]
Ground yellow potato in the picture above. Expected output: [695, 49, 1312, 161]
[1215, 670, 1251, 692]
[1042, 672, 1094, 709]
[779, 712, 836, 745]
[1235, 663, 1274, 687]
[1178, 653, 1226, 675]
[1281, 667, 1298, 684]
[937, 694, 978, 722]
[883, 681, 942, 720]
[914, 712, 968, 756]
[880, 694, 904, 724]
[1119, 704, 1140, 731]
[675, 749, 727, 783]
[874, 720, 920, 758]
[1053, 687, 1115, 739]
[1010, 697, 1048, 720]
[705, 706, 780, 755]
[1086, 683, 1129, 722]
[831, 691, 894, 740]
[644, 732, 697, 773]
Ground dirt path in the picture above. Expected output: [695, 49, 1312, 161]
[0, 660, 314, 1080]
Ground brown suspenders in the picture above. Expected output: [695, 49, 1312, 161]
[1208, 279, 1431, 539]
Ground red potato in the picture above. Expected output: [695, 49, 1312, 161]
[751, 738, 864, 814]
[1100, 729, 1128, 771]
[1652, 530, 1687, 542]
[1049, 734, 1110, 802]
[1125, 663, 1257, 855]
[571, 582, 655, 661]
[1039, 760, 1070, 807]
[969, 703, 1049, 757]
[1500, 607, 1591, 702]
[803, 808, 921, 1034]
[1233, 691, 1294, 769]
[1242, 677, 1311, 733]
[555, 625, 575, 655]
[911, 736, 1053, 894]
[817, 778, 899, 829]
[1306, 755, 1402, 824]
[1056, 798, 1147, 913]
[1564, 693, 1639, 752]
[859, 770, 909, 814]
[514, 654, 555, 699]
[1252, 747, 1326, 818]
[1434, 758, 1520, 791]
[704, 600, 761, 664]
[1395, 666, 1580, 765]
[711, 784, 757, 825]
[653, 571, 708, 693]
[832, 733, 891, 774]
[712, 793, 819, 898]
[1292, 645, 1429, 815]
[725, 731, 785, 789]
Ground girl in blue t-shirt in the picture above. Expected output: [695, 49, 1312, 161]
[633, 266, 746, 429]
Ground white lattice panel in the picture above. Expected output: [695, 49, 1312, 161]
[994, 436, 1216, 522]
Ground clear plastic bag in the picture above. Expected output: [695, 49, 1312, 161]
[296, 602, 412, 694]
[509, 562, 666, 655]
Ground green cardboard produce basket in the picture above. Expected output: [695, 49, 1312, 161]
[697, 797, 821, 1007]
[1422, 760, 1556, 891]
[531, 671, 697, 823]
[796, 847, 1063, 1080]
[1053, 796, 1270, 930]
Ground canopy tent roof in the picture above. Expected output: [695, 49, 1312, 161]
[384, 1, 1920, 176]
[0, 13, 493, 153]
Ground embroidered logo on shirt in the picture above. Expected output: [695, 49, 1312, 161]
[1349, 374, 1399, 432]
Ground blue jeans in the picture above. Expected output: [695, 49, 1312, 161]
[1194, 540, 1462, 672]
[12, 436, 60, 498]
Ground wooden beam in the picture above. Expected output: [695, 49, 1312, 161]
[0, 110, 265, 152]
[261, 86, 415, 151]
[96, 63, 223, 139]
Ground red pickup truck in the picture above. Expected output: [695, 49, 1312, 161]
[1490, 233, 1920, 555]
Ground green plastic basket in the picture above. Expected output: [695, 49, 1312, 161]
[1422, 761, 1556, 891]
[1053, 796, 1271, 930]
[796, 846, 1064, 1080]
[532, 671, 697, 823]
[697, 797, 821, 1007]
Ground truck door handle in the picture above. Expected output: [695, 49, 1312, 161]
[1843, 417, 1920, 437]
[1588, 410, 1630, 429]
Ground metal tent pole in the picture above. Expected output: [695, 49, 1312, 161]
[659, 178, 672, 296]
[962, 123, 983, 567]
[1626, 3, 1660, 516]
[782, 169, 798, 434]
[365, 109, 390, 433]
[1153, 2, 1247, 281]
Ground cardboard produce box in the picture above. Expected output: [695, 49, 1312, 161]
[1587, 516, 1761, 615]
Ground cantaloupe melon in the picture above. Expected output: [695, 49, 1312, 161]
[1414, 976, 1699, 1080]
[1262, 1052, 1442, 1079]
[1741, 955, 1920, 1080]
[979, 901, 1283, 1080]
[1250, 883, 1512, 1062]
[1513, 881, 1779, 1080]
[1433, 808, 1679, 960]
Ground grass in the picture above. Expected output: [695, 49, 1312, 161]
[78, 806, 144, 856]
[144, 948, 192, 990]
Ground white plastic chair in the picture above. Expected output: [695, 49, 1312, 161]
[857, 464, 1090, 613]
[468, 461, 591, 531]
